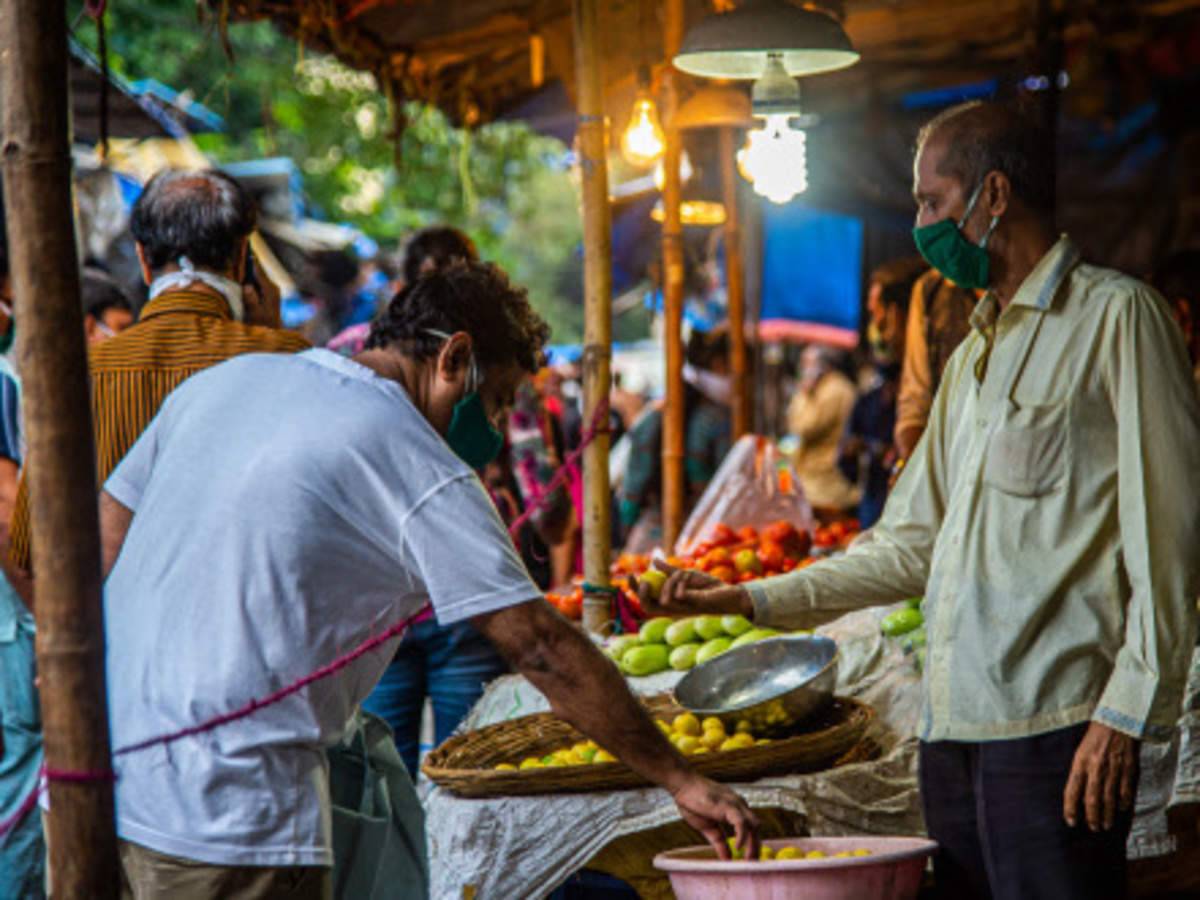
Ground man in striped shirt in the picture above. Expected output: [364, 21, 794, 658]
[7, 169, 308, 605]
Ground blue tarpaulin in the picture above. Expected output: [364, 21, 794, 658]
[759, 203, 863, 344]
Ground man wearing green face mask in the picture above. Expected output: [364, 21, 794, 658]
[635, 100, 1200, 900]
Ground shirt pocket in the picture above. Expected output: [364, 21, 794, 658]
[983, 399, 1071, 497]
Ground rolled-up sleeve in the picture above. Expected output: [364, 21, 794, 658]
[748, 351, 956, 630]
[1094, 288, 1200, 741]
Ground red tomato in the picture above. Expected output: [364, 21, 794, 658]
[737, 525, 759, 542]
[711, 523, 738, 547]
[709, 565, 736, 583]
[763, 520, 798, 545]
[738, 571, 757, 583]
[757, 540, 786, 571]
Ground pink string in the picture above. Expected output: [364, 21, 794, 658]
[0, 609, 427, 840]
[508, 397, 610, 539]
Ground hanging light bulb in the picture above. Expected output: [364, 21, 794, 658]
[621, 68, 666, 168]
[653, 150, 694, 191]
[735, 53, 810, 204]
[739, 114, 808, 204]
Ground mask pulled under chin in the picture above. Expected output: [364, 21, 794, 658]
[911, 180, 999, 292]
[149, 256, 245, 321]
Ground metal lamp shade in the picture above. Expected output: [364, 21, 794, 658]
[674, 86, 754, 130]
[673, 0, 859, 79]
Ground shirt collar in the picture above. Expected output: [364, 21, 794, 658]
[970, 235, 1080, 334]
[137, 288, 236, 323]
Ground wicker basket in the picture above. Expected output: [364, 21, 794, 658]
[422, 695, 874, 799]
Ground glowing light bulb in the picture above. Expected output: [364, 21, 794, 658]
[653, 151, 694, 191]
[738, 114, 807, 204]
[621, 94, 666, 168]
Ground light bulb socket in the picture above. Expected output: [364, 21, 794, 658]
[751, 54, 801, 118]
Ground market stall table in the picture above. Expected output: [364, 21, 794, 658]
[423, 604, 1200, 899]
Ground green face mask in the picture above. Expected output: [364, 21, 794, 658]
[427, 329, 504, 470]
[912, 180, 1000, 291]
[0, 325, 13, 356]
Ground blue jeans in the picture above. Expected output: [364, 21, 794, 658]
[0, 589, 45, 899]
[362, 619, 508, 777]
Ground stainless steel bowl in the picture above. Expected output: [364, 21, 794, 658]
[673, 635, 839, 735]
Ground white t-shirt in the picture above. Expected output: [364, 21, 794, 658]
[103, 349, 540, 867]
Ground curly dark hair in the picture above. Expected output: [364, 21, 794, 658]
[367, 261, 550, 375]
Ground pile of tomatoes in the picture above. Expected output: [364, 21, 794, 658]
[547, 518, 860, 620]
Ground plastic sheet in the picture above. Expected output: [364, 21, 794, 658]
[675, 434, 815, 557]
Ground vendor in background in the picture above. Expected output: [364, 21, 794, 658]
[786, 344, 859, 517]
[1152, 248, 1200, 387]
[98, 261, 758, 896]
[839, 257, 926, 527]
[893, 265, 979, 461]
[618, 330, 731, 552]
[81, 266, 134, 344]
[361, 226, 574, 777]
[640, 100, 1200, 900]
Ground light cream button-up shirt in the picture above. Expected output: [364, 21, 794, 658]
[749, 236, 1200, 742]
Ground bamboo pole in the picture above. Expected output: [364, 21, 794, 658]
[719, 126, 751, 439]
[572, 0, 615, 634]
[0, 0, 119, 895]
[660, 0, 686, 549]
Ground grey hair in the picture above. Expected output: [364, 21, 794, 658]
[130, 168, 257, 273]
[916, 100, 1056, 217]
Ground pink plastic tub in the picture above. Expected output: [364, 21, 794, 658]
[654, 836, 936, 900]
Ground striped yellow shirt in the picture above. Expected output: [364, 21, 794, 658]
[10, 289, 309, 571]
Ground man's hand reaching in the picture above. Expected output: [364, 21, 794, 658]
[673, 773, 760, 860]
[633, 560, 754, 620]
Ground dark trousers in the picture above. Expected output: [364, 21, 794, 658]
[919, 723, 1136, 900]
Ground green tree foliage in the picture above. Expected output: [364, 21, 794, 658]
[69, 0, 588, 342]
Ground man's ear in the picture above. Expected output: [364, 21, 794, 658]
[985, 170, 1010, 219]
[135, 243, 153, 287]
[436, 332, 474, 382]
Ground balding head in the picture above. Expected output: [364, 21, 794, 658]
[131, 169, 256, 276]
[915, 101, 1055, 220]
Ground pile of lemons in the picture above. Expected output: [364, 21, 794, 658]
[659, 712, 770, 756]
[495, 740, 617, 771]
[729, 839, 873, 862]
[491, 712, 772, 771]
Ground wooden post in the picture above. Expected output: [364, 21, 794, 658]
[660, 0, 687, 549]
[719, 126, 751, 439]
[572, 0, 615, 634]
[0, 1, 119, 895]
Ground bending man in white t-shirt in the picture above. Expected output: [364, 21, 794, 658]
[96, 261, 758, 900]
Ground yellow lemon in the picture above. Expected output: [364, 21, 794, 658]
[755, 738, 771, 745]
[673, 713, 702, 737]
[853, 849, 872, 857]
[735, 720, 753, 735]
[495, 763, 517, 771]
[776, 847, 800, 861]
[724, 733, 754, 750]
[701, 730, 728, 751]
[578, 747, 598, 763]
[759, 846, 775, 861]
[676, 735, 701, 754]
[691, 745, 709, 755]
[656, 720, 673, 736]
[725, 837, 743, 860]
[805, 850, 826, 860]
[519, 757, 542, 769]
[833, 851, 852, 858]
[593, 749, 617, 763]
[701, 717, 725, 733]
